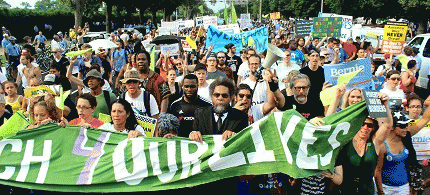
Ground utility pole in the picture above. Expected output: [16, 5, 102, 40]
[259, 0, 262, 22]
[321, 0, 324, 13]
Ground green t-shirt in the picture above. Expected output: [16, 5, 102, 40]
[93, 92, 117, 118]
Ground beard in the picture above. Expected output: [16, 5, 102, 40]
[294, 94, 307, 103]
[213, 100, 229, 114]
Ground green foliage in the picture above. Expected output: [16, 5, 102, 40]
[0, 0, 10, 8]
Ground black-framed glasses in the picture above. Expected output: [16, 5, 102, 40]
[294, 86, 309, 91]
[238, 93, 252, 99]
[363, 122, 375, 128]
[126, 80, 139, 84]
[212, 93, 229, 98]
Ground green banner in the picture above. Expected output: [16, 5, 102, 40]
[0, 102, 368, 192]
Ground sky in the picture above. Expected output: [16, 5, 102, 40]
[5, 0, 228, 14]
[5, 0, 38, 8]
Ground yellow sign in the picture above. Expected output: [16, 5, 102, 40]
[24, 86, 55, 98]
[381, 22, 407, 54]
[270, 12, 280, 20]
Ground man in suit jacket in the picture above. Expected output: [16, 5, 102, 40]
[190, 77, 248, 142]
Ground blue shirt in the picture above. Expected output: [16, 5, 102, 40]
[290, 49, 305, 65]
[1, 39, 10, 48]
[112, 49, 126, 72]
[6, 43, 21, 56]
[35, 35, 47, 44]
[59, 40, 68, 51]
[78, 56, 102, 77]
[381, 142, 409, 186]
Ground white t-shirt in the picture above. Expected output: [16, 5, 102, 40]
[375, 64, 396, 77]
[198, 82, 212, 103]
[240, 78, 268, 107]
[238, 61, 250, 80]
[125, 90, 159, 117]
[98, 123, 145, 136]
[0, 72, 7, 84]
[380, 87, 406, 109]
[248, 104, 264, 125]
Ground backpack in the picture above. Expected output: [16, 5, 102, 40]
[122, 90, 151, 117]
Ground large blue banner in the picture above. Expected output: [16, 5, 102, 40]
[324, 58, 372, 90]
[205, 25, 268, 54]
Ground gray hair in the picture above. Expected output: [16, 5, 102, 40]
[288, 73, 311, 89]
[209, 77, 236, 97]
[157, 113, 180, 136]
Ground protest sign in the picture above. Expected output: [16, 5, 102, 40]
[351, 25, 384, 48]
[270, 12, 280, 20]
[410, 120, 430, 160]
[158, 27, 170, 36]
[363, 90, 388, 118]
[203, 16, 218, 29]
[160, 44, 180, 56]
[0, 102, 368, 192]
[324, 58, 372, 90]
[161, 21, 178, 34]
[181, 39, 192, 52]
[0, 111, 30, 139]
[318, 13, 352, 41]
[240, 14, 252, 28]
[216, 24, 241, 35]
[196, 17, 203, 27]
[135, 115, 157, 137]
[24, 86, 55, 98]
[184, 20, 195, 28]
[381, 22, 408, 54]
[320, 68, 362, 106]
[295, 20, 313, 37]
[312, 17, 342, 38]
[206, 26, 268, 54]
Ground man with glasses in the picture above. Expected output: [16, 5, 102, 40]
[300, 50, 327, 109]
[216, 51, 234, 82]
[240, 54, 269, 106]
[237, 48, 257, 85]
[50, 46, 69, 77]
[272, 73, 324, 120]
[168, 74, 211, 137]
[206, 53, 227, 81]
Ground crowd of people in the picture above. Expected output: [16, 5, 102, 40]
[0, 18, 428, 195]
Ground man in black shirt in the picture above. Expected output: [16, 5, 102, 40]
[168, 74, 211, 137]
[273, 73, 324, 120]
[225, 43, 242, 82]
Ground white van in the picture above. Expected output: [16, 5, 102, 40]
[407, 34, 430, 90]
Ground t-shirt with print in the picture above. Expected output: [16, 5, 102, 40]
[142, 72, 171, 109]
[237, 61, 250, 81]
[225, 55, 242, 73]
[112, 49, 127, 72]
[168, 96, 211, 137]
[290, 49, 305, 66]
[98, 123, 145, 136]
[240, 78, 268, 107]
[206, 70, 227, 81]
[93, 91, 117, 119]
[124, 90, 159, 117]
[247, 104, 264, 125]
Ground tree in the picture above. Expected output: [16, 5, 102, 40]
[20, 2, 32, 9]
[0, 0, 10, 8]
[34, 0, 56, 10]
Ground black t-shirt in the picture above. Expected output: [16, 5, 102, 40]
[300, 66, 325, 98]
[100, 58, 111, 81]
[51, 56, 70, 77]
[55, 76, 72, 91]
[279, 95, 324, 120]
[23, 44, 36, 56]
[0, 112, 12, 126]
[168, 96, 211, 137]
[64, 97, 78, 122]
[225, 55, 242, 73]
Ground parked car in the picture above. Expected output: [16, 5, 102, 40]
[407, 33, 430, 91]
[83, 31, 109, 43]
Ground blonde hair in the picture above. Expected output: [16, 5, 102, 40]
[341, 88, 364, 109]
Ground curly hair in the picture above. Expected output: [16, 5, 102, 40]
[30, 97, 60, 123]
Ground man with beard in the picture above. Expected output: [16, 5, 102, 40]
[240, 54, 268, 106]
[273, 73, 324, 120]
[189, 77, 247, 193]
[135, 50, 171, 113]
[225, 43, 242, 82]
[216, 51, 234, 81]
[168, 74, 211, 137]
[190, 76, 248, 142]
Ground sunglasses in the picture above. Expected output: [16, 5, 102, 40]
[126, 80, 139, 84]
[212, 93, 229, 98]
[363, 122, 375, 128]
[294, 86, 309, 91]
[217, 56, 226, 59]
[390, 77, 401, 81]
[238, 93, 252, 99]
[395, 124, 408, 129]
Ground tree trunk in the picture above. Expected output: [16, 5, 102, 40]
[74, 0, 85, 31]
[138, 7, 146, 24]
[125, 6, 134, 25]
[105, 1, 112, 33]
[151, 8, 157, 26]
[417, 20, 427, 34]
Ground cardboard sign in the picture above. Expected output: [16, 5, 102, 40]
[363, 90, 388, 118]
[160, 43, 180, 56]
[135, 114, 157, 137]
[240, 14, 252, 28]
[381, 22, 408, 54]
[181, 39, 192, 52]
[203, 16, 217, 29]
[196, 17, 203, 27]
[24, 85, 55, 98]
[295, 20, 313, 37]
[270, 12, 280, 20]
[158, 27, 170, 36]
[312, 17, 342, 38]
[161, 21, 178, 34]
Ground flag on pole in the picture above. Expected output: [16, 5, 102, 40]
[0, 111, 31, 139]
[65, 48, 93, 58]
[231, 2, 237, 24]
[55, 87, 70, 110]
[186, 36, 197, 50]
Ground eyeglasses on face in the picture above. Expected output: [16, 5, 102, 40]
[238, 93, 252, 99]
[212, 93, 229, 98]
[294, 86, 309, 91]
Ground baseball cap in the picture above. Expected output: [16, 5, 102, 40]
[9, 36, 16, 41]
[43, 74, 57, 85]
[392, 111, 413, 128]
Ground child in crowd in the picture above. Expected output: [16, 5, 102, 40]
[2, 81, 23, 114]
[26, 97, 67, 129]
